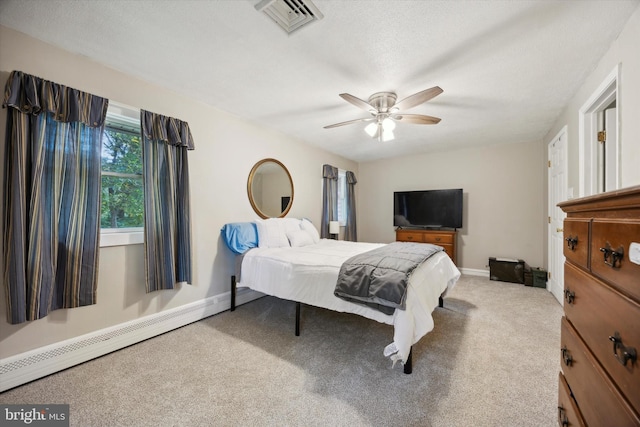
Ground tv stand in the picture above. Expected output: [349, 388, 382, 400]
[396, 228, 457, 265]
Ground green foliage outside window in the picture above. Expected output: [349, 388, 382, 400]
[100, 127, 144, 229]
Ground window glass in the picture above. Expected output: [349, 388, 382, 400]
[100, 107, 143, 230]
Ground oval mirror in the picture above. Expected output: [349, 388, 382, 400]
[247, 158, 294, 219]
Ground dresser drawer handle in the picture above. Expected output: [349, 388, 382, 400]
[561, 346, 573, 367]
[563, 289, 575, 305]
[565, 235, 578, 250]
[600, 243, 624, 268]
[609, 332, 637, 367]
[435, 237, 441, 242]
[557, 406, 569, 427]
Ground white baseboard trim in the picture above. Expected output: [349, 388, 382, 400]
[0, 287, 262, 392]
[460, 268, 490, 277]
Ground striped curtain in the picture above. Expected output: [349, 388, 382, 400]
[141, 110, 194, 292]
[3, 70, 108, 324]
[320, 164, 338, 239]
[344, 171, 358, 241]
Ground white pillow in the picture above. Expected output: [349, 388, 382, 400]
[281, 217, 303, 235]
[254, 219, 267, 248]
[287, 229, 314, 247]
[301, 218, 320, 244]
[255, 218, 290, 248]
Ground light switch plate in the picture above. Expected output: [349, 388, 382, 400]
[630, 242, 640, 265]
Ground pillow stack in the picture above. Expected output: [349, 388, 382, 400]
[255, 217, 321, 248]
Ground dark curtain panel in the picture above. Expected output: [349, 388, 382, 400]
[344, 171, 358, 241]
[3, 70, 107, 324]
[141, 110, 194, 292]
[321, 164, 338, 239]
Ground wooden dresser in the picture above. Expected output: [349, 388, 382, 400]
[396, 228, 457, 265]
[557, 186, 640, 426]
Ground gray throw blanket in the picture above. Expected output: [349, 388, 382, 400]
[334, 242, 443, 315]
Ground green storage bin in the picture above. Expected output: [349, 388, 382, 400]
[489, 257, 525, 284]
[531, 268, 547, 288]
[524, 268, 533, 286]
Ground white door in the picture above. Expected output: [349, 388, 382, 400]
[548, 128, 567, 305]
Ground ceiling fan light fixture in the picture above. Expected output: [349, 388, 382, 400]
[324, 86, 442, 140]
[364, 122, 378, 137]
[382, 129, 395, 142]
[382, 117, 396, 132]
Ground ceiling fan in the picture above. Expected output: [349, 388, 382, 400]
[324, 86, 443, 141]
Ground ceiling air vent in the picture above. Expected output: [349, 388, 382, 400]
[255, 0, 324, 34]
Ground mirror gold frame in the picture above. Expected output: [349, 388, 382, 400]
[247, 158, 294, 219]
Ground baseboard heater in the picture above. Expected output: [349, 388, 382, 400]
[0, 289, 262, 392]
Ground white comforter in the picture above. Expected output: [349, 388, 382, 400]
[237, 239, 461, 364]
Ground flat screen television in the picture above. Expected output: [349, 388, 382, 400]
[393, 188, 463, 229]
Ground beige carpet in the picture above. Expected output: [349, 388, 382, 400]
[0, 275, 563, 426]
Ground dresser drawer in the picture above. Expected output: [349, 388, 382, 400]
[560, 317, 639, 426]
[564, 262, 640, 412]
[396, 230, 424, 242]
[590, 219, 640, 301]
[422, 233, 454, 244]
[396, 230, 454, 244]
[557, 372, 586, 427]
[563, 219, 590, 270]
[396, 229, 457, 265]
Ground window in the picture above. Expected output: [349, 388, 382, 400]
[337, 169, 346, 225]
[100, 103, 144, 247]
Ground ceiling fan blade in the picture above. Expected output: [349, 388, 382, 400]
[393, 86, 443, 111]
[392, 114, 441, 125]
[324, 117, 374, 129]
[339, 93, 375, 112]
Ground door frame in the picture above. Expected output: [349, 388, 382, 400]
[578, 64, 620, 197]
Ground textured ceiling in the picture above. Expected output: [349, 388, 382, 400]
[1, 0, 638, 162]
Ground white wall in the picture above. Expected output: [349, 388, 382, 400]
[0, 25, 357, 358]
[358, 140, 545, 272]
[544, 5, 640, 191]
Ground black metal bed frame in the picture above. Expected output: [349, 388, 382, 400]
[230, 275, 444, 375]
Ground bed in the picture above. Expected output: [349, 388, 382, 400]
[222, 218, 461, 374]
